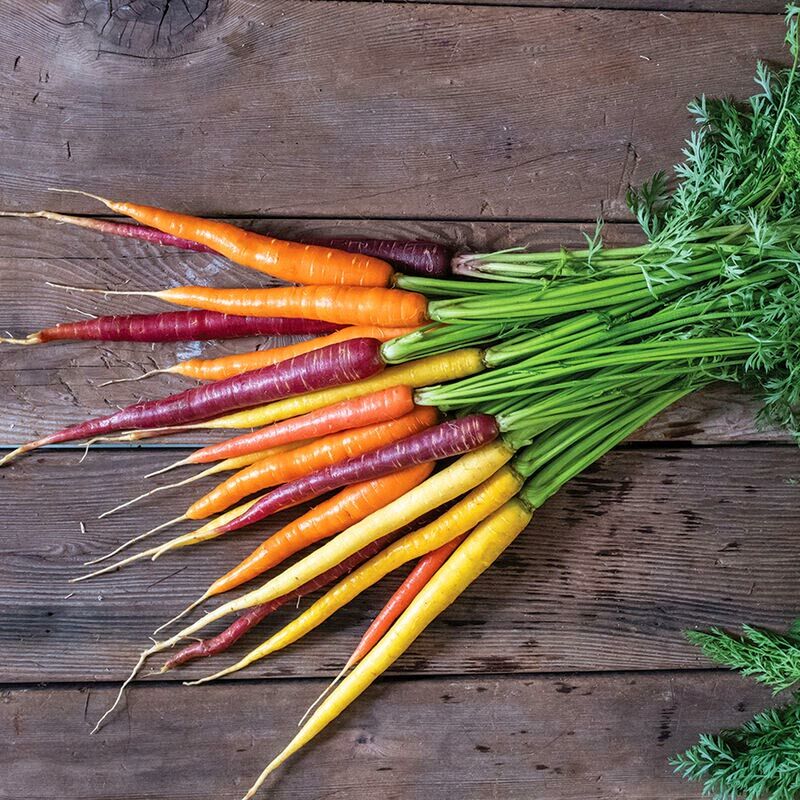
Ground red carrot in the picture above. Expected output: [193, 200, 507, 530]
[0, 210, 214, 251]
[311, 238, 450, 278]
[0, 310, 338, 345]
[350, 534, 466, 667]
[161, 507, 447, 671]
[0, 338, 384, 466]
[210, 414, 500, 537]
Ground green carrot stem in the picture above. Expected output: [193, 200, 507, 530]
[419, 337, 755, 406]
[381, 321, 513, 364]
[521, 386, 692, 507]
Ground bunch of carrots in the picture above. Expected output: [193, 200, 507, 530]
[4, 18, 800, 795]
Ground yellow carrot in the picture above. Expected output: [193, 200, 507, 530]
[243, 498, 533, 797]
[190, 465, 523, 683]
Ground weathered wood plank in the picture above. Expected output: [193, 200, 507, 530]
[0, 216, 785, 445]
[0, 671, 780, 800]
[360, 1, 784, 11]
[0, 446, 796, 684]
[0, 4, 786, 219]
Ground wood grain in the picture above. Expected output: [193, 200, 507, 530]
[0, 446, 797, 684]
[0, 216, 785, 445]
[0, 4, 787, 219]
[366, 1, 784, 11]
[0, 671, 781, 800]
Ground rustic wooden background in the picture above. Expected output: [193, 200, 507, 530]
[1, 1, 797, 798]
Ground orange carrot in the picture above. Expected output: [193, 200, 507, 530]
[57, 191, 394, 287]
[51, 283, 429, 328]
[142, 326, 417, 382]
[171, 386, 416, 469]
[185, 406, 438, 520]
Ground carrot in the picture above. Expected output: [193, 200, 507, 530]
[1, 210, 452, 277]
[135, 326, 417, 383]
[55, 190, 394, 287]
[142, 439, 514, 656]
[0, 309, 338, 346]
[159, 349, 485, 433]
[198, 412, 496, 540]
[52, 283, 429, 327]
[160, 503, 448, 671]
[242, 499, 532, 795]
[0, 338, 384, 466]
[191, 466, 522, 684]
[168, 386, 416, 469]
[184, 406, 438, 520]
[310, 238, 450, 278]
[92, 441, 514, 731]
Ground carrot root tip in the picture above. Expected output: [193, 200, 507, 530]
[0, 335, 39, 345]
[0, 444, 34, 467]
[90, 650, 149, 734]
[152, 595, 207, 635]
[46, 187, 114, 207]
[99, 368, 168, 388]
[144, 457, 190, 479]
[45, 281, 151, 298]
[84, 515, 186, 564]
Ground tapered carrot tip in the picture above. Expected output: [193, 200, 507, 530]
[0, 334, 40, 345]
[45, 281, 155, 298]
[71, 547, 154, 582]
[183, 663, 235, 686]
[297, 662, 351, 727]
[145, 456, 191, 479]
[0, 442, 38, 467]
[90, 649, 151, 734]
[99, 368, 169, 387]
[47, 187, 115, 208]
[242, 758, 284, 800]
[83, 514, 187, 564]
[152, 593, 207, 635]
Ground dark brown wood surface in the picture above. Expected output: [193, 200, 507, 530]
[1, 2, 796, 799]
[0, 4, 787, 220]
[0, 672, 782, 800]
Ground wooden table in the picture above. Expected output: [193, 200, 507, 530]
[1, 2, 796, 798]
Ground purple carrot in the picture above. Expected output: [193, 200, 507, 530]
[312, 238, 450, 277]
[213, 414, 499, 537]
[1, 310, 339, 346]
[0, 338, 385, 466]
[162, 506, 447, 670]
